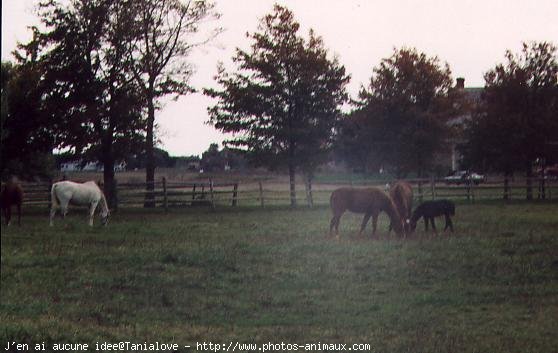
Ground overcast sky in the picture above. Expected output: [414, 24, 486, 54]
[2, 0, 557, 156]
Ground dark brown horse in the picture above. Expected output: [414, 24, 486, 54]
[329, 187, 403, 238]
[389, 180, 413, 234]
[1, 179, 23, 226]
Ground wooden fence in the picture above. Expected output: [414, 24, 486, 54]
[4, 177, 557, 211]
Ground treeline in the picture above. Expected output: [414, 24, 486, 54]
[1, 3, 557, 207]
[54, 144, 244, 172]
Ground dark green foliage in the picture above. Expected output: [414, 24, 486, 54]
[19, 0, 146, 203]
[341, 48, 463, 177]
[460, 41, 558, 175]
[200, 143, 247, 172]
[205, 5, 350, 204]
[1, 61, 55, 179]
[124, 148, 175, 170]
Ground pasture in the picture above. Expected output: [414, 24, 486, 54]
[1, 201, 558, 352]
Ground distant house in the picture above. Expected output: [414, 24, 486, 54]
[60, 160, 126, 172]
[173, 156, 201, 171]
[60, 161, 100, 172]
[444, 78, 483, 172]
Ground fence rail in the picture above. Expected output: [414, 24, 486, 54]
[3, 177, 556, 210]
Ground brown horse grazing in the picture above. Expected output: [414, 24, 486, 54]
[329, 187, 404, 238]
[1, 179, 24, 226]
[389, 181, 413, 234]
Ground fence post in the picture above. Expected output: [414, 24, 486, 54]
[232, 183, 238, 207]
[209, 179, 215, 209]
[526, 176, 533, 200]
[113, 179, 118, 212]
[418, 180, 423, 203]
[305, 176, 313, 208]
[258, 181, 264, 208]
[430, 177, 435, 200]
[466, 180, 471, 202]
[162, 177, 168, 212]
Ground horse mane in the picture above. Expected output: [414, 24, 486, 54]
[382, 195, 403, 226]
[389, 181, 413, 217]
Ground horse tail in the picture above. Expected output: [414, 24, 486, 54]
[51, 183, 60, 208]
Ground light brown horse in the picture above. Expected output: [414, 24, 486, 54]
[329, 187, 403, 238]
[389, 180, 413, 234]
[1, 179, 24, 226]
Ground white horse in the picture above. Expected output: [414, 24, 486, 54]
[49, 181, 110, 226]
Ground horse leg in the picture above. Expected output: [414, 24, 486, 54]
[5, 206, 11, 226]
[49, 205, 57, 226]
[371, 212, 379, 237]
[329, 215, 339, 237]
[88, 201, 99, 226]
[330, 210, 343, 238]
[445, 214, 454, 232]
[424, 217, 429, 231]
[431, 218, 438, 235]
[17, 203, 21, 226]
[60, 198, 71, 220]
[359, 213, 372, 237]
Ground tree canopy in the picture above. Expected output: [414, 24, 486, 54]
[19, 0, 146, 204]
[1, 61, 55, 179]
[205, 5, 349, 205]
[341, 47, 463, 177]
[460, 41, 558, 176]
[126, 0, 220, 205]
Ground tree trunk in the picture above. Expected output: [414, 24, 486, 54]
[101, 118, 117, 210]
[144, 91, 156, 208]
[287, 138, 297, 207]
[526, 163, 533, 200]
[304, 173, 313, 208]
[103, 159, 116, 210]
[503, 173, 510, 201]
[288, 163, 297, 207]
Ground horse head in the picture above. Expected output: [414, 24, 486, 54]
[390, 217, 404, 236]
[408, 218, 418, 232]
[100, 209, 110, 226]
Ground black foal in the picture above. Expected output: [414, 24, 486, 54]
[409, 200, 455, 233]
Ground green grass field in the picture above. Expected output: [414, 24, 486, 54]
[1, 201, 558, 352]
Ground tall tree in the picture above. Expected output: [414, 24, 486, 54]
[127, 0, 220, 206]
[23, 0, 145, 206]
[1, 60, 55, 179]
[205, 5, 349, 206]
[460, 41, 558, 199]
[348, 48, 463, 177]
